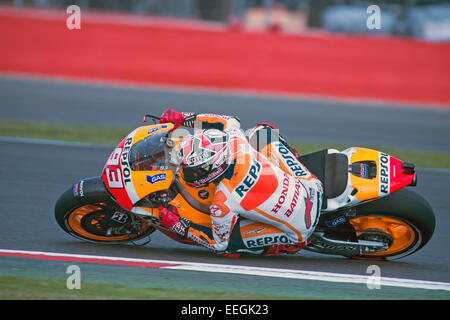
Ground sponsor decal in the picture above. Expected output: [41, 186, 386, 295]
[187, 153, 210, 166]
[245, 235, 293, 248]
[360, 163, 369, 179]
[146, 173, 166, 184]
[192, 165, 225, 186]
[111, 211, 128, 224]
[274, 142, 308, 177]
[198, 189, 209, 199]
[284, 180, 303, 218]
[147, 125, 167, 135]
[379, 152, 390, 195]
[73, 180, 85, 197]
[271, 177, 313, 222]
[235, 159, 262, 198]
[325, 215, 346, 228]
[78, 180, 84, 197]
[121, 137, 133, 186]
[302, 189, 314, 228]
[312, 191, 322, 230]
[310, 238, 358, 252]
[245, 227, 268, 236]
[271, 174, 290, 214]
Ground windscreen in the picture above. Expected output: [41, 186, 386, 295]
[128, 131, 170, 171]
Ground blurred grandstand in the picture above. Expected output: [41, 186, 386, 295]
[1, 0, 449, 105]
[3, 0, 450, 41]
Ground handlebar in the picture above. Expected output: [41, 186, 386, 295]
[142, 114, 161, 123]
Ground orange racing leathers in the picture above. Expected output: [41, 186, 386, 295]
[180, 113, 324, 254]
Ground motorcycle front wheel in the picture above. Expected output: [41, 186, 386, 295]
[55, 186, 154, 244]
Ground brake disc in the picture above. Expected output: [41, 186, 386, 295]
[355, 228, 393, 247]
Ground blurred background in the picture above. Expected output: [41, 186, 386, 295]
[0, 0, 449, 116]
[3, 0, 450, 41]
[1, 0, 449, 106]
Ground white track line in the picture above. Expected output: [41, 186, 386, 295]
[1, 249, 449, 291]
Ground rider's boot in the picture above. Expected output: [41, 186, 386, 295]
[262, 240, 310, 256]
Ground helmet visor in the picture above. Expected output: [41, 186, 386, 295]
[181, 161, 229, 187]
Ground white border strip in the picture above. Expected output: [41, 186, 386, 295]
[1, 249, 449, 291]
[165, 264, 450, 291]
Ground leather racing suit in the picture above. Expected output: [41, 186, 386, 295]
[165, 112, 324, 255]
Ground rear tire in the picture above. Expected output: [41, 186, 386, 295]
[348, 188, 435, 260]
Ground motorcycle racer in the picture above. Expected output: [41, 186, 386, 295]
[157, 108, 323, 257]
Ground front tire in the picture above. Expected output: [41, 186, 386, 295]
[55, 185, 154, 243]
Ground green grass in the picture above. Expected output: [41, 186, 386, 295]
[0, 276, 293, 300]
[0, 120, 132, 146]
[1, 120, 449, 169]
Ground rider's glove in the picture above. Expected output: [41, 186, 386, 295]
[158, 205, 190, 239]
[160, 108, 187, 129]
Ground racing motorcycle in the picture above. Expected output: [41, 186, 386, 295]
[54, 115, 435, 260]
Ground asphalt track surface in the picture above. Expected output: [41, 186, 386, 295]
[1, 75, 449, 153]
[0, 139, 449, 294]
[0, 75, 449, 298]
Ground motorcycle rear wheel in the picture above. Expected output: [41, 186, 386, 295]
[55, 186, 154, 243]
[347, 188, 435, 260]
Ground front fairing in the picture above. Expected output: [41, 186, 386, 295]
[101, 123, 176, 210]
